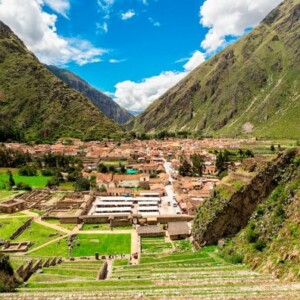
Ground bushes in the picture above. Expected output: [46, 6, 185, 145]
[19, 165, 37, 176]
[15, 182, 32, 191]
[246, 228, 259, 243]
[254, 240, 267, 252]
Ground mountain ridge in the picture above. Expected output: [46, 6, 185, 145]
[0, 21, 122, 142]
[132, 0, 300, 139]
[46, 65, 133, 125]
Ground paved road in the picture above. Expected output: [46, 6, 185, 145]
[161, 159, 182, 214]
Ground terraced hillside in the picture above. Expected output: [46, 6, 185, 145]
[2, 247, 300, 299]
[132, 0, 300, 139]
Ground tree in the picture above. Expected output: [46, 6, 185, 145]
[7, 170, 15, 188]
[119, 163, 126, 174]
[191, 153, 204, 177]
[90, 175, 97, 190]
[98, 163, 108, 173]
[179, 157, 192, 176]
[270, 144, 275, 152]
[19, 165, 37, 176]
[74, 177, 90, 191]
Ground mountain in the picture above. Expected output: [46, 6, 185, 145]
[132, 0, 300, 139]
[0, 21, 122, 142]
[46, 65, 133, 125]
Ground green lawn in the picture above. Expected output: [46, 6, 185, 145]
[71, 234, 131, 257]
[0, 190, 16, 201]
[81, 224, 132, 231]
[0, 217, 31, 240]
[141, 237, 173, 254]
[0, 172, 50, 189]
[44, 218, 75, 230]
[15, 222, 64, 249]
[30, 237, 69, 257]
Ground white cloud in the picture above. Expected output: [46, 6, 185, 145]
[121, 10, 136, 20]
[148, 17, 160, 27]
[96, 22, 108, 34]
[109, 58, 126, 64]
[97, 0, 115, 15]
[183, 51, 206, 72]
[199, 0, 283, 53]
[114, 71, 187, 111]
[114, 50, 206, 111]
[0, 0, 106, 66]
[44, 0, 70, 18]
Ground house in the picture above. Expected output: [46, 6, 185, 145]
[113, 174, 150, 189]
[137, 225, 165, 237]
[168, 222, 190, 240]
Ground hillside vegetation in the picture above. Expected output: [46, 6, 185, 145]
[0, 22, 122, 142]
[221, 151, 300, 281]
[132, 0, 300, 139]
[46, 65, 133, 125]
[192, 148, 300, 281]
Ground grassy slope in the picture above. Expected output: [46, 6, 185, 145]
[0, 22, 122, 142]
[133, 0, 300, 139]
[221, 154, 300, 281]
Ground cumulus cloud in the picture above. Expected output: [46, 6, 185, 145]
[44, 0, 70, 18]
[114, 71, 187, 111]
[114, 50, 206, 111]
[97, 0, 115, 16]
[121, 10, 136, 20]
[183, 51, 206, 72]
[199, 0, 282, 53]
[0, 0, 106, 65]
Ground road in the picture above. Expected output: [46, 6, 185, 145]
[161, 159, 182, 215]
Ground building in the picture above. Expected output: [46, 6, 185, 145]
[167, 222, 190, 240]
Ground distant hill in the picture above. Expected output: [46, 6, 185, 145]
[46, 65, 133, 125]
[133, 0, 300, 139]
[0, 21, 122, 142]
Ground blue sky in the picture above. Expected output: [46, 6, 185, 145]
[0, 0, 282, 112]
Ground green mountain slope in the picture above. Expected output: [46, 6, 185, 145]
[46, 65, 133, 125]
[0, 22, 122, 142]
[221, 150, 300, 281]
[133, 0, 300, 139]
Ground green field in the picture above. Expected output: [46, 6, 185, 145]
[0, 171, 50, 189]
[0, 190, 18, 201]
[141, 237, 173, 254]
[0, 217, 31, 240]
[81, 224, 133, 231]
[71, 234, 131, 257]
[15, 222, 64, 249]
[29, 237, 69, 257]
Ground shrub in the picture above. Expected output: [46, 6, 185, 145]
[246, 229, 259, 243]
[254, 240, 267, 252]
[19, 165, 37, 176]
[16, 182, 32, 191]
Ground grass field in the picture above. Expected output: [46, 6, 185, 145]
[0, 171, 50, 189]
[0, 217, 31, 240]
[0, 190, 17, 201]
[58, 182, 74, 191]
[44, 218, 75, 230]
[15, 222, 64, 249]
[141, 237, 173, 254]
[71, 234, 131, 257]
[81, 224, 133, 231]
[29, 237, 69, 257]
